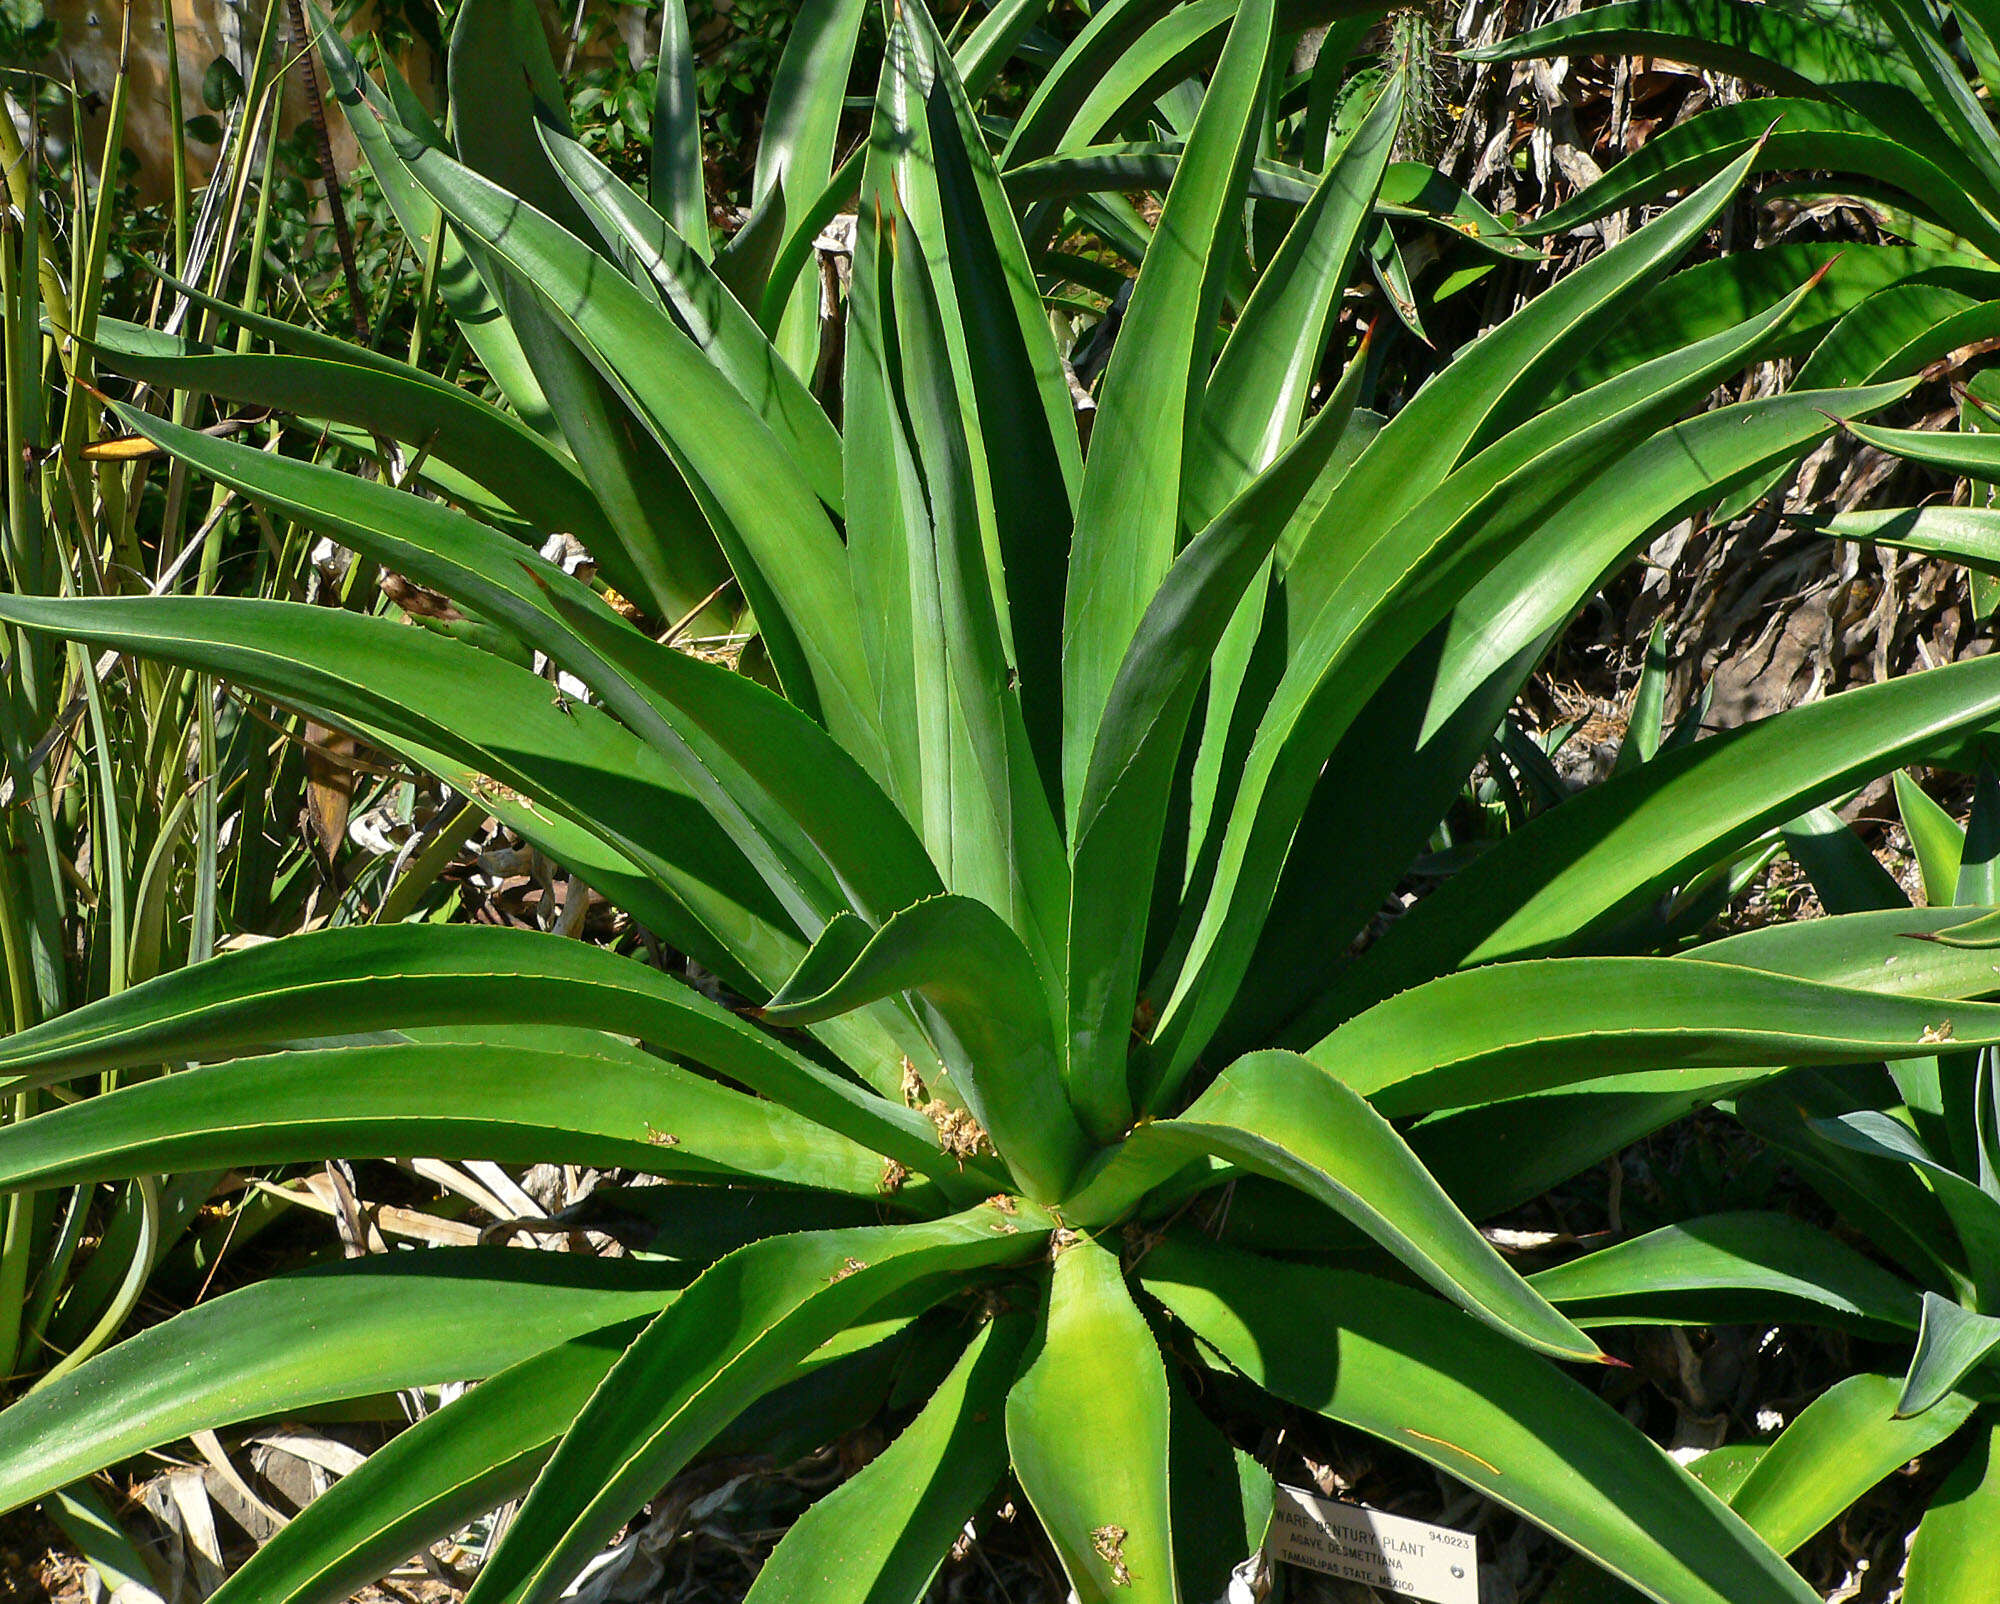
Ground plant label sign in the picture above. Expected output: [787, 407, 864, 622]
[1265, 1485, 1478, 1604]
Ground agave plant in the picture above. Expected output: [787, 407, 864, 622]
[15, 0, 2000, 1601]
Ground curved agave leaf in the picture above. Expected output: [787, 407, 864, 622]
[1072, 1049, 1605, 1361]
[441, 0, 741, 629]
[1154, 214, 1816, 1092]
[1068, 391, 1370, 1135]
[749, 0, 870, 374]
[81, 318, 612, 547]
[0, 1041, 897, 1197]
[1008, 1238, 1177, 1604]
[537, 127, 844, 510]
[1527, 1212, 1923, 1333]
[0, 1249, 688, 1514]
[1182, 76, 1400, 528]
[742, 1311, 1030, 1604]
[846, 31, 1075, 983]
[1461, 0, 1914, 95]
[465, 1203, 1045, 1604]
[103, 401, 940, 935]
[0, 589, 823, 988]
[1793, 283, 2000, 388]
[1314, 955, 2000, 1116]
[1812, 1110, 2000, 1305]
[1900, 1293, 2000, 1416]
[1143, 1238, 1822, 1604]
[1519, 99, 2000, 258]
[1733, 1073, 1970, 1297]
[309, 18, 555, 437]
[1867, 0, 2000, 204]
[1280, 145, 1763, 631]
[385, 119, 883, 763]
[765, 897, 1088, 1203]
[867, 0, 1083, 811]
[0, 924, 973, 1196]
[207, 1305, 925, 1604]
[649, 0, 706, 248]
[1557, 244, 1996, 397]
[1728, 1373, 1977, 1552]
[206, 1323, 638, 1604]
[1005, 0, 1183, 168]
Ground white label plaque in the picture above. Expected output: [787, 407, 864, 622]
[1265, 1484, 1478, 1604]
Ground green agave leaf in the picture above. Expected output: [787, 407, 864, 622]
[1143, 1238, 1822, 1604]
[1780, 804, 1911, 914]
[0, 1041, 896, 1197]
[1729, 1372, 1977, 1552]
[1410, 1072, 1768, 1223]
[539, 578, 948, 929]
[1900, 1292, 2000, 1416]
[0, 1249, 688, 1514]
[1848, 415, 2000, 483]
[650, 0, 707, 251]
[1165, 1368, 1272, 1604]
[1732, 1073, 1968, 1297]
[1527, 1212, 1922, 1333]
[1334, 652, 2000, 1019]
[1004, 0, 1178, 168]
[538, 127, 844, 510]
[209, 1308, 932, 1604]
[1558, 245, 1996, 397]
[1009, 1237, 1176, 1604]
[1520, 99, 2000, 259]
[1668, 903, 2000, 993]
[764, 897, 1089, 1204]
[1053, 0, 1235, 158]
[1897, 769, 1967, 908]
[1905, 1419, 2000, 1602]
[1075, 1049, 1605, 1362]
[1865, 0, 2000, 207]
[1817, 507, 2000, 575]
[1792, 283, 2000, 389]
[1060, 0, 1276, 819]
[81, 318, 612, 549]
[1540, 1372, 1974, 1602]
[466, 1202, 1045, 1604]
[389, 123, 884, 768]
[207, 1323, 639, 1604]
[1313, 955, 2000, 1116]
[850, 60, 1073, 991]
[1280, 145, 1764, 636]
[0, 924, 973, 1197]
[950, 0, 1052, 99]
[1460, 0, 1912, 95]
[743, 1311, 1030, 1604]
[750, 0, 869, 374]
